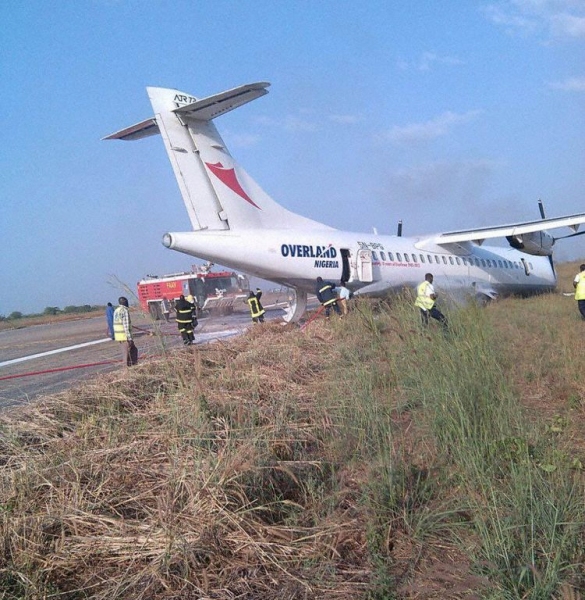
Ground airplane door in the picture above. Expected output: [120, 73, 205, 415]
[356, 249, 373, 282]
[340, 249, 351, 283]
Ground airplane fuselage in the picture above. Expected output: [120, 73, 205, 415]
[163, 228, 556, 303]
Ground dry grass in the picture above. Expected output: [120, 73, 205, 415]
[0, 263, 585, 599]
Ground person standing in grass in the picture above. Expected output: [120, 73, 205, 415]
[337, 281, 351, 316]
[113, 297, 138, 366]
[414, 273, 447, 328]
[573, 264, 585, 319]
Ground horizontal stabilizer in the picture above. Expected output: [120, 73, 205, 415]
[102, 118, 159, 141]
[173, 82, 270, 121]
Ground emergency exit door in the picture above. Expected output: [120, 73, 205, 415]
[356, 249, 373, 282]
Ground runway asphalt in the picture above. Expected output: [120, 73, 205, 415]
[0, 300, 287, 408]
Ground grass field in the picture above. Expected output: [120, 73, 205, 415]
[0, 262, 584, 599]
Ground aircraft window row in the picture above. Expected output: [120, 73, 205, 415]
[371, 251, 533, 271]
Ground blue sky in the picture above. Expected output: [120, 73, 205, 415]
[1, 0, 584, 315]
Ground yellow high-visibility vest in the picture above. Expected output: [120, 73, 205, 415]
[575, 272, 585, 300]
[414, 281, 435, 310]
[113, 306, 130, 341]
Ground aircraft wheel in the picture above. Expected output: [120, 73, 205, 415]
[283, 289, 307, 323]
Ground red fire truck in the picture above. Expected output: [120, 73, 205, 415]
[137, 265, 249, 320]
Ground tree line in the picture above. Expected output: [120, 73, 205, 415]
[0, 305, 104, 321]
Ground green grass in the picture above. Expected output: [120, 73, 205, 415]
[0, 280, 584, 599]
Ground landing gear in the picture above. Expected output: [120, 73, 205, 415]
[283, 289, 307, 323]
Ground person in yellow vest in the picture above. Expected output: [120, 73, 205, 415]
[573, 264, 585, 319]
[113, 296, 138, 366]
[247, 288, 266, 323]
[414, 273, 447, 328]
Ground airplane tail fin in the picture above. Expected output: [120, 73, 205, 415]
[104, 83, 330, 232]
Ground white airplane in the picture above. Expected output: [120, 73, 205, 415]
[104, 82, 585, 321]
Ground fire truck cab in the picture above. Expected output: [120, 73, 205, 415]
[137, 265, 249, 320]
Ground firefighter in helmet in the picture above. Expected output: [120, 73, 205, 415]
[316, 277, 341, 317]
[175, 294, 196, 345]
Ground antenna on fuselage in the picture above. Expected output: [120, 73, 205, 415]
[538, 199, 546, 220]
[397, 220, 403, 237]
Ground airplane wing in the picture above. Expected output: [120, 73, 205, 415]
[429, 212, 585, 246]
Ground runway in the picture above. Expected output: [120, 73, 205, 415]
[0, 302, 286, 408]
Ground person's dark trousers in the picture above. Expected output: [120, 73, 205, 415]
[420, 307, 447, 328]
[430, 306, 448, 327]
[578, 299, 585, 319]
[324, 301, 341, 317]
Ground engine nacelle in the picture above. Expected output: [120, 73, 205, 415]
[506, 231, 554, 256]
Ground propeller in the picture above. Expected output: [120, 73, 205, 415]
[554, 229, 585, 241]
[537, 199, 585, 242]
[537, 198, 584, 272]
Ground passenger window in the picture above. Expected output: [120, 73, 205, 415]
[442, 256, 447, 265]
[498, 260, 503, 268]
[396, 252, 402, 262]
[449, 257, 454, 265]
[388, 252, 394, 261]
[487, 260, 492, 268]
[404, 253, 410, 262]
[456, 257, 461, 265]
[420, 254, 425, 263]
[481, 259, 486, 267]
[428, 255, 433, 263]
[380, 251, 386, 261]
[435, 256, 440, 264]
[372, 251, 378, 261]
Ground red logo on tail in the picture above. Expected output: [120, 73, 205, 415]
[205, 162, 261, 210]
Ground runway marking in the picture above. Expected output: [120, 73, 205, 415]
[0, 329, 244, 371]
[0, 338, 111, 369]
